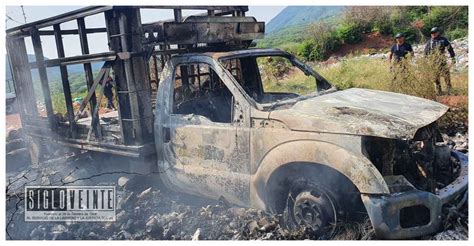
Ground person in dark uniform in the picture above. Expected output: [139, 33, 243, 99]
[388, 33, 414, 83]
[389, 33, 414, 63]
[424, 27, 456, 95]
[103, 76, 116, 110]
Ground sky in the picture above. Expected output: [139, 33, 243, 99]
[5, 5, 286, 58]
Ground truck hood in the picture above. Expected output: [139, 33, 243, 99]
[269, 88, 449, 139]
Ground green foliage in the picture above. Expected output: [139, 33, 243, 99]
[373, 18, 393, 35]
[258, 56, 292, 79]
[298, 40, 318, 60]
[278, 42, 302, 58]
[257, 24, 307, 48]
[447, 28, 468, 41]
[336, 23, 362, 44]
[392, 26, 419, 43]
[420, 6, 468, 37]
[297, 23, 341, 61]
[404, 6, 429, 21]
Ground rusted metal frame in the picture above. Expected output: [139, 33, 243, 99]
[138, 6, 248, 12]
[6, 6, 112, 37]
[30, 27, 56, 128]
[53, 24, 77, 138]
[28, 131, 156, 158]
[39, 27, 106, 36]
[105, 9, 132, 145]
[6, 36, 38, 119]
[5, 6, 248, 37]
[118, 11, 142, 144]
[74, 62, 112, 121]
[77, 16, 99, 138]
[174, 9, 183, 22]
[117, 9, 154, 145]
[87, 68, 110, 141]
[13, 28, 107, 38]
[161, 21, 265, 45]
[29, 52, 116, 68]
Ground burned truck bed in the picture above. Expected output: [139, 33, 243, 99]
[6, 5, 263, 163]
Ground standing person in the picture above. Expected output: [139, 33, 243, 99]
[424, 27, 456, 95]
[103, 76, 116, 110]
[389, 33, 414, 63]
[388, 33, 414, 85]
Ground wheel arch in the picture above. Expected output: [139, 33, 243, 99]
[250, 140, 390, 210]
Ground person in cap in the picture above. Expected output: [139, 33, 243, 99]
[389, 33, 413, 83]
[424, 27, 456, 95]
[389, 33, 414, 63]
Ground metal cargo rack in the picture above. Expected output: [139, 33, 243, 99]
[6, 5, 264, 162]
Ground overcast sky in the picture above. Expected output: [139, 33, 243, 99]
[5, 5, 286, 58]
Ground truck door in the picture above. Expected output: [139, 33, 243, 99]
[155, 56, 251, 207]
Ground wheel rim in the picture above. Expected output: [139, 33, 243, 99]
[286, 182, 338, 235]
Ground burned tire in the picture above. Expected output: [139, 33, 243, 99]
[265, 164, 365, 238]
[283, 177, 339, 237]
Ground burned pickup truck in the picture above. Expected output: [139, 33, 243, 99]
[6, 6, 467, 240]
[155, 49, 468, 239]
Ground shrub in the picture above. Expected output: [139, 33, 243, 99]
[278, 42, 301, 57]
[392, 27, 419, 43]
[298, 23, 341, 61]
[259, 56, 292, 79]
[298, 40, 317, 61]
[447, 28, 468, 40]
[336, 23, 362, 44]
[374, 19, 393, 35]
[420, 7, 468, 37]
[389, 56, 438, 100]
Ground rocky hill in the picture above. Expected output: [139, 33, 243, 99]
[265, 6, 344, 34]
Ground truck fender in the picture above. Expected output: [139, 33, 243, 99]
[250, 140, 390, 209]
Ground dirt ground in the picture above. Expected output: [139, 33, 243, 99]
[332, 32, 393, 57]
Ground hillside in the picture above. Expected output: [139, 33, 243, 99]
[6, 54, 103, 83]
[260, 6, 468, 62]
[265, 6, 345, 34]
[6, 54, 104, 105]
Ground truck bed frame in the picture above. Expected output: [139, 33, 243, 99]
[6, 5, 264, 162]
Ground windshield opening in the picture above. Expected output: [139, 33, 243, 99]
[220, 53, 333, 108]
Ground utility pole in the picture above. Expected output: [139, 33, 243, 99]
[21, 6, 27, 23]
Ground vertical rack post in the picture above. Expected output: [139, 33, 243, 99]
[30, 27, 56, 129]
[53, 24, 77, 138]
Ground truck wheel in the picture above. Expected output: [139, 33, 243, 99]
[283, 177, 339, 237]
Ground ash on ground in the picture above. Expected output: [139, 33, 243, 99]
[5, 128, 468, 240]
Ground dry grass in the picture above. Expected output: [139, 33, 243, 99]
[261, 56, 467, 99]
[318, 56, 468, 98]
[261, 56, 468, 129]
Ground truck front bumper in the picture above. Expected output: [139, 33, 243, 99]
[361, 151, 468, 239]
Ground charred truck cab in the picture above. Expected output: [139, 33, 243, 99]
[6, 6, 468, 240]
[154, 49, 468, 239]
